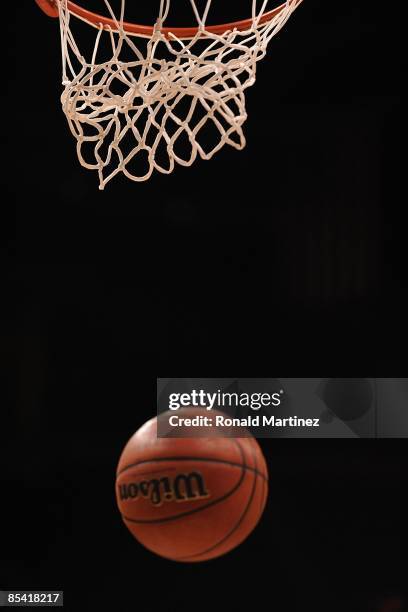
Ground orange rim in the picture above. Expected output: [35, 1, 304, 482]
[35, 0, 302, 39]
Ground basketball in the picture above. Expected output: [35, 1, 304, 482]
[115, 409, 269, 562]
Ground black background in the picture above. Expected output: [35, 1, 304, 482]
[3, 1, 406, 611]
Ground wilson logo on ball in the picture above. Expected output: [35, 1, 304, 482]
[118, 471, 210, 507]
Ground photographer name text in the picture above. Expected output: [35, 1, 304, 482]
[168, 415, 320, 428]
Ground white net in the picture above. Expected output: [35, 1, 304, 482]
[55, 0, 302, 189]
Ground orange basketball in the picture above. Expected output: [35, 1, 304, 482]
[115, 409, 269, 562]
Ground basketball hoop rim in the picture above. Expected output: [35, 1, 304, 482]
[36, 0, 303, 39]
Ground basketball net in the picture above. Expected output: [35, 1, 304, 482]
[53, 0, 302, 189]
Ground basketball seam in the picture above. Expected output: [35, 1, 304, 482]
[117, 456, 268, 481]
[120, 440, 249, 525]
[174, 438, 262, 561]
[257, 443, 268, 516]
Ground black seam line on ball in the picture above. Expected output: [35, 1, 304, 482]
[120, 440, 248, 525]
[259, 461, 267, 516]
[116, 456, 268, 482]
[175, 438, 260, 561]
